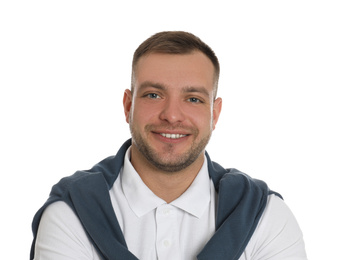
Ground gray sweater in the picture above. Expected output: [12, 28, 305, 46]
[30, 139, 280, 260]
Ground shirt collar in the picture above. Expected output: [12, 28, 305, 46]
[170, 156, 211, 218]
[121, 147, 165, 218]
[121, 147, 211, 219]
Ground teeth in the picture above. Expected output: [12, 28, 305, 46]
[160, 133, 187, 139]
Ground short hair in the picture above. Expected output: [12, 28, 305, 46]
[131, 31, 220, 99]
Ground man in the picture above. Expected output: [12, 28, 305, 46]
[31, 31, 307, 260]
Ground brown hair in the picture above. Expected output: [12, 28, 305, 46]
[131, 31, 220, 98]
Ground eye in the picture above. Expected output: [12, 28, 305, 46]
[147, 93, 160, 99]
[187, 97, 202, 103]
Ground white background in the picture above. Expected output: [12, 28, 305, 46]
[1, 1, 338, 259]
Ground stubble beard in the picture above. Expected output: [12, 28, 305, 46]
[129, 123, 212, 173]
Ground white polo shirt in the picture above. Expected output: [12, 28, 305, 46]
[110, 147, 216, 260]
[34, 148, 307, 259]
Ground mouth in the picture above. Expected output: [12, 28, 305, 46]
[159, 133, 188, 139]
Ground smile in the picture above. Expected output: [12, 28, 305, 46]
[160, 133, 188, 139]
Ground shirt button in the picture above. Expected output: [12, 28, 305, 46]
[163, 209, 171, 216]
[163, 240, 171, 248]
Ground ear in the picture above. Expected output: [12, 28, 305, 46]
[212, 97, 222, 130]
[123, 89, 133, 123]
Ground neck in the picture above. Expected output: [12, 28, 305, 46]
[130, 146, 205, 203]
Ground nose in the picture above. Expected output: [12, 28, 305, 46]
[159, 97, 185, 124]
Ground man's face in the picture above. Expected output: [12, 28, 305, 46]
[123, 51, 222, 173]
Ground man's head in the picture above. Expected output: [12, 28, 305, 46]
[131, 31, 220, 99]
[124, 31, 222, 173]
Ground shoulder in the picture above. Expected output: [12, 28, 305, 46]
[39, 201, 85, 237]
[243, 194, 307, 259]
[258, 195, 302, 233]
[206, 153, 272, 196]
[50, 155, 120, 200]
[34, 201, 100, 260]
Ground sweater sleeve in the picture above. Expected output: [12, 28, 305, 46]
[240, 195, 307, 260]
[33, 201, 101, 260]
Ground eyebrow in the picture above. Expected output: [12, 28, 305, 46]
[139, 81, 166, 92]
[138, 81, 210, 98]
[182, 86, 210, 98]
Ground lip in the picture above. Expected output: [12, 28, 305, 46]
[152, 129, 191, 135]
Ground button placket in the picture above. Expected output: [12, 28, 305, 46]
[155, 205, 180, 260]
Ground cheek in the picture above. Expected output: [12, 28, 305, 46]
[131, 102, 157, 125]
[188, 108, 213, 130]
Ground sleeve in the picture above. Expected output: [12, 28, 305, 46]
[33, 201, 101, 260]
[241, 194, 308, 260]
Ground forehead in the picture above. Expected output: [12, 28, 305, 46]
[134, 52, 215, 91]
